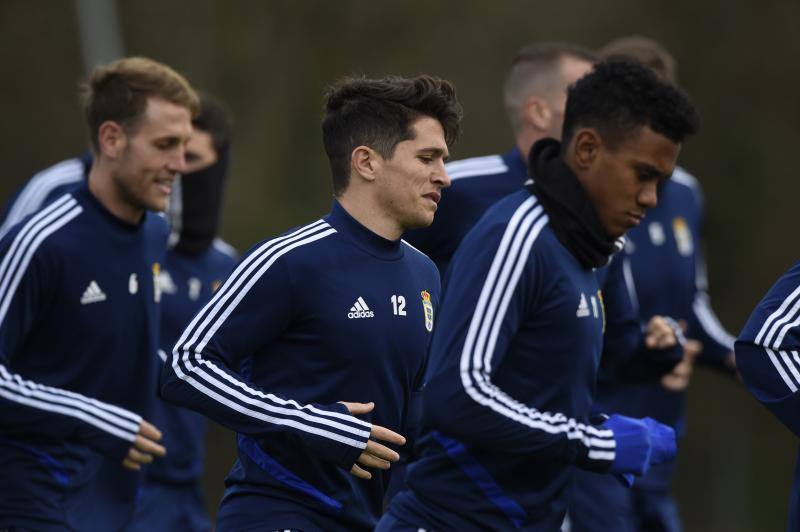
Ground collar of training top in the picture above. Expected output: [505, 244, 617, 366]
[327, 200, 403, 260]
[526, 138, 618, 269]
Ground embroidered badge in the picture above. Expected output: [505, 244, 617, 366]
[672, 217, 693, 257]
[152, 263, 161, 303]
[421, 290, 434, 332]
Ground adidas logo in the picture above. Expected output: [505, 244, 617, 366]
[80, 281, 107, 305]
[576, 293, 590, 318]
[347, 297, 374, 319]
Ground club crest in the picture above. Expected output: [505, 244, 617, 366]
[421, 290, 434, 332]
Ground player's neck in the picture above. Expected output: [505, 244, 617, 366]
[87, 164, 145, 225]
[337, 192, 403, 241]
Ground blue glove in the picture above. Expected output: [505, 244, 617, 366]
[602, 414, 652, 476]
[602, 414, 677, 477]
[642, 417, 677, 465]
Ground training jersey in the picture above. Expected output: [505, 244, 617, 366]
[147, 240, 238, 485]
[593, 168, 735, 435]
[161, 201, 441, 531]
[0, 184, 167, 529]
[735, 261, 800, 530]
[387, 189, 616, 531]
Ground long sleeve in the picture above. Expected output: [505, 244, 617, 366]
[160, 223, 371, 470]
[0, 196, 140, 461]
[686, 178, 735, 368]
[423, 200, 616, 473]
[736, 262, 800, 435]
[690, 255, 735, 367]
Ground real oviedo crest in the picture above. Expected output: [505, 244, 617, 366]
[421, 290, 434, 332]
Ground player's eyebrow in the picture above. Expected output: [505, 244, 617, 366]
[418, 146, 450, 160]
[634, 162, 671, 182]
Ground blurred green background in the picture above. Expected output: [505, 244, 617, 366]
[1, 1, 798, 530]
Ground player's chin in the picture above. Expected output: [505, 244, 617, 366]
[404, 210, 435, 231]
[143, 193, 170, 213]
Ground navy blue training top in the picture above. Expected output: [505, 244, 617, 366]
[161, 201, 440, 531]
[735, 261, 800, 531]
[388, 189, 616, 531]
[0, 184, 167, 529]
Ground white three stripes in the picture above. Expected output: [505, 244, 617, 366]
[170, 220, 371, 449]
[754, 282, 800, 392]
[0, 158, 84, 239]
[0, 195, 141, 442]
[457, 196, 616, 461]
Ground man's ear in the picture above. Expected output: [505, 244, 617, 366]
[522, 95, 553, 132]
[570, 128, 603, 171]
[97, 121, 127, 159]
[350, 145, 380, 183]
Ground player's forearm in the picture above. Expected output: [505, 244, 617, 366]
[160, 352, 371, 468]
[0, 364, 141, 459]
[423, 369, 616, 471]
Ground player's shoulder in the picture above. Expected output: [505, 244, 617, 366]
[446, 153, 509, 183]
[0, 192, 85, 259]
[466, 189, 551, 250]
[211, 238, 240, 262]
[739, 261, 800, 342]
[669, 166, 704, 198]
[145, 211, 171, 240]
[401, 239, 439, 277]
[245, 217, 337, 265]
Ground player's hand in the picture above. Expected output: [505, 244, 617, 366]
[121, 419, 166, 471]
[644, 316, 678, 349]
[660, 335, 702, 391]
[339, 401, 406, 480]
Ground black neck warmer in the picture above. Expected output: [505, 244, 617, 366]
[527, 138, 619, 269]
[169, 145, 230, 255]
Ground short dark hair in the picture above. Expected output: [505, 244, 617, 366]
[562, 59, 700, 149]
[83, 57, 199, 152]
[193, 93, 232, 154]
[322, 75, 462, 196]
[598, 35, 677, 83]
[503, 42, 597, 133]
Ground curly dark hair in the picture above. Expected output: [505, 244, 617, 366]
[561, 59, 700, 149]
[322, 75, 462, 196]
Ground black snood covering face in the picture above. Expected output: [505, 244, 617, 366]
[168, 146, 230, 255]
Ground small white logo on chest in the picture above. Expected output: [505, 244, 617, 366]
[80, 281, 107, 305]
[348, 297, 374, 319]
[158, 271, 178, 295]
[576, 292, 601, 319]
[576, 293, 590, 317]
[128, 274, 138, 294]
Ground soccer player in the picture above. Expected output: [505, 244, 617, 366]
[127, 95, 238, 531]
[378, 59, 700, 531]
[0, 94, 238, 531]
[568, 37, 737, 532]
[0, 57, 198, 529]
[160, 75, 463, 531]
[735, 263, 800, 531]
[402, 42, 683, 387]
